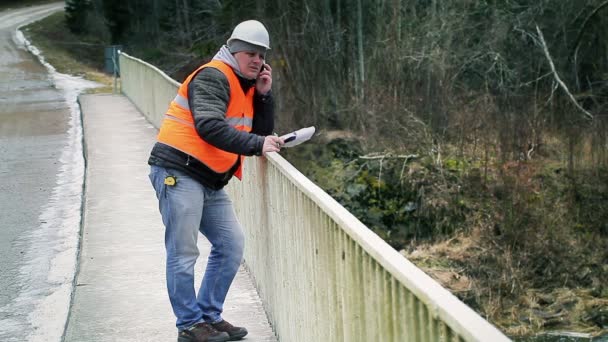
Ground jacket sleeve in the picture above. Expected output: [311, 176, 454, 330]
[187, 67, 265, 156]
[251, 91, 274, 135]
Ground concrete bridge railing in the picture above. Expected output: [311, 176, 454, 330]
[119, 52, 511, 342]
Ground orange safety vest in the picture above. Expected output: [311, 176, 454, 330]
[157, 60, 255, 179]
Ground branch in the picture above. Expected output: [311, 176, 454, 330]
[535, 25, 594, 120]
[359, 153, 418, 160]
[570, 0, 608, 60]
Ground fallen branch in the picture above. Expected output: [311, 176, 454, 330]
[535, 25, 594, 120]
[359, 153, 418, 160]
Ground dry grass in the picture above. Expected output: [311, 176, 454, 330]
[404, 229, 608, 338]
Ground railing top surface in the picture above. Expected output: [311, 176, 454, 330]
[119, 52, 510, 341]
[119, 52, 180, 88]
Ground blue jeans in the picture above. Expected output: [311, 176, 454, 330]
[149, 165, 244, 330]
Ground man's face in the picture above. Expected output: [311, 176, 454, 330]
[234, 51, 265, 79]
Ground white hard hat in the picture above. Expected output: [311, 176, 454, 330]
[227, 20, 270, 50]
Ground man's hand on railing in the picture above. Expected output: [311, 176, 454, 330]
[262, 135, 284, 154]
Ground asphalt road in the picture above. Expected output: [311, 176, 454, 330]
[0, 3, 82, 341]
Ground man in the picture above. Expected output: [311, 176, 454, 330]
[148, 20, 283, 342]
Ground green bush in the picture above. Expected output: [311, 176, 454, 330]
[283, 140, 471, 248]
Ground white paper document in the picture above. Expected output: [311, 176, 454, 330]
[279, 126, 316, 147]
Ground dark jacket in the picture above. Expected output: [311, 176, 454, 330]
[148, 66, 274, 190]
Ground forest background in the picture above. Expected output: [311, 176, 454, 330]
[12, 0, 608, 339]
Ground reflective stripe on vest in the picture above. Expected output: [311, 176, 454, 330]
[173, 94, 189, 110]
[157, 60, 255, 179]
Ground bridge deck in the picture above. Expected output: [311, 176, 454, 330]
[64, 94, 276, 342]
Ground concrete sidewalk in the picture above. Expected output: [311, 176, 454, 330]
[64, 94, 277, 342]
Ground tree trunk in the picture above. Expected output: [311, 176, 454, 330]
[356, 0, 365, 101]
[181, 0, 192, 46]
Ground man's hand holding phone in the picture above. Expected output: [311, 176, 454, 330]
[256, 63, 272, 95]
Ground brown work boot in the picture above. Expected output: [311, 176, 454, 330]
[211, 320, 248, 341]
[177, 322, 230, 342]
